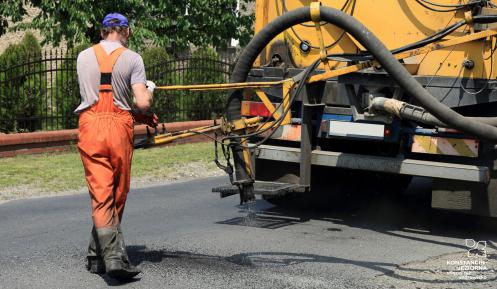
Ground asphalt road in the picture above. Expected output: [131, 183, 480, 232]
[0, 176, 496, 289]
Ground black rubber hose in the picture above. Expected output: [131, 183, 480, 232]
[227, 8, 312, 121]
[417, 0, 484, 8]
[226, 8, 312, 184]
[392, 20, 465, 53]
[473, 15, 497, 24]
[228, 6, 497, 144]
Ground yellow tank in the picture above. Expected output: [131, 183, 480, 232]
[254, 0, 496, 79]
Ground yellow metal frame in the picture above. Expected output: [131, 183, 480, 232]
[151, 124, 220, 145]
[310, 1, 328, 62]
[281, 80, 293, 125]
[229, 117, 264, 132]
[241, 137, 253, 178]
[156, 80, 287, 91]
[254, 89, 282, 119]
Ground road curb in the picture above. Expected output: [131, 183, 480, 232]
[0, 120, 215, 158]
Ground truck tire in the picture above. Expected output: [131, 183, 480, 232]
[262, 194, 294, 207]
[366, 173, 413, 196]
[257, 159, 362, 208]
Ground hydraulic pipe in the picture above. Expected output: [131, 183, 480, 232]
[371, 97, 497, 128]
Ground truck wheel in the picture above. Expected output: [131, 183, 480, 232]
[262, 194, 294, 207]
[369, 173, 413, 196]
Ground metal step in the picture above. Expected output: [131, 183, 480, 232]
[212, 181, 304, 198]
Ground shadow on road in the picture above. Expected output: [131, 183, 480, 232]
[98, 274, 141, 287]
[124, 176, 497, 286]
[126, 247, 496, 285]
[243, 177, 497, 251]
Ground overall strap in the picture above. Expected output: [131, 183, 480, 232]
[93, 44, 127, 91]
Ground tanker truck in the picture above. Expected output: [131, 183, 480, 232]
[155, 0, 497, 217]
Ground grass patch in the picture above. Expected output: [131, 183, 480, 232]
[0, 142, 219, 194]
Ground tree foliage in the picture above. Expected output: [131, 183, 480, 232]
[8, 0, 254, 51]
[0, 0, 25, 36]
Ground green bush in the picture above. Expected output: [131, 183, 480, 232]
[142, 47, 180, 122]
[142, 47, 171, 69]
[184, 47, 228, 120]
[53, 43, 89, 129]
[0, 32, 46, 133]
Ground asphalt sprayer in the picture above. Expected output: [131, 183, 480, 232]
[139, 0, 497, 218]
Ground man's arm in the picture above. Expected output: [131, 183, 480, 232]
[130, 53, 158, 127]
[132, 82, 153, 111]
[130, 52, 154, 111]
[132, 82, 157, 127]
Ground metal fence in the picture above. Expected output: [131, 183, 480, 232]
[0, 48, 236, 133]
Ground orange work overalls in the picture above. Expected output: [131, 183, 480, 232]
[78, 44, 134, 229]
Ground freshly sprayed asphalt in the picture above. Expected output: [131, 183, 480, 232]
[0, 176, 495, 289]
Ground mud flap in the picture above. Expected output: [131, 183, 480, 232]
[431, 178, 497, 217]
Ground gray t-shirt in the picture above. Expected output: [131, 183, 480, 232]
[75, 40, 147, 113]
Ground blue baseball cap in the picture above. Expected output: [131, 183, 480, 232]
[102, 13, 129, 28]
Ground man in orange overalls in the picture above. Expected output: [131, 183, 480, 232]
[75, 13, 157, 281]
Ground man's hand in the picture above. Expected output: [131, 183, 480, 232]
[146, 80, 156, 93]
[132, 109, 158, 127]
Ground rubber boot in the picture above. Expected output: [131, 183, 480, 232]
[117, 225, 131, 265]
[114, 227, 141, 279]
[86, 226, 105, 274]
[96, 227, 141, 281]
